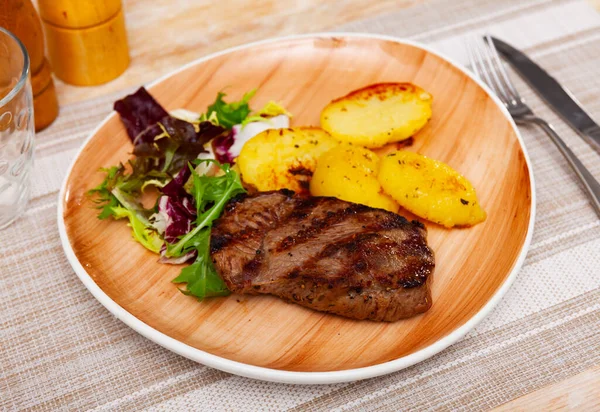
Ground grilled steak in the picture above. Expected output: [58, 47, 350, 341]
[210, 190, 435, 321]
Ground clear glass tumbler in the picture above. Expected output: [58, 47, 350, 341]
[0, 27, 34, 229]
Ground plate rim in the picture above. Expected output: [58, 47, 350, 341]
[57, 32, 536, 384]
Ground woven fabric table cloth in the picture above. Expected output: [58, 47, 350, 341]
[2, 0, 600, 409]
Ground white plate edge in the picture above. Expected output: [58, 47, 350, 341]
[56, 31, 537, 385]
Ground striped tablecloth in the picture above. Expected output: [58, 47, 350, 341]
[2, 0, 600, 409]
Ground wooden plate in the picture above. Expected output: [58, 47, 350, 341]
[58, 33, 534, 384]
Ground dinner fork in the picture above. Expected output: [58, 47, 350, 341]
[467, 35, 600, 217]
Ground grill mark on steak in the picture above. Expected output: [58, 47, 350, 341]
[276, 202, 370, 252]
[317, 232, 378, 259]
[210, 227, 263, 254]
[210, 191, 296, 254]
[210, 190, 435, 321]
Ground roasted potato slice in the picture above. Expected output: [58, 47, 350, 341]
[378, 151, 486, 227]
[321, 83, 433, 148]
[238, 127, 338, 193]
[310, 145, 399, 212]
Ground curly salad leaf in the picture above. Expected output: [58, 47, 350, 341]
[90, 87, 227, 251]
[114, 87, 226, 187]
[201, 89, 256, 129]
[89, 86, 294, 301]
[89, 159, 246, 300]
[88, 164, 163, 253]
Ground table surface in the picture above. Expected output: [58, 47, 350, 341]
[15, 0, 600, 409]
[51, 0, 416, 106]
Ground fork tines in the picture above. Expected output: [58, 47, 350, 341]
[467, 34, 521, 107]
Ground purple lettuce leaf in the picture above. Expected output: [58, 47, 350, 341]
[161, 166, 191, 197]
[132, 118, 223, 157]
[113, 85, 226, 157]
[131, 117, 226, 176]
[114, 87, 169, 141]
[211, 131, 235, 164]
[152, 167, 196, 264]
[156, 195, 196, 243]
[154, 167, 196, 243]
[176, 120, 225, 156]
[114, 87, 227, 177]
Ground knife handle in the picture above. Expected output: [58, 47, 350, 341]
[521, 116, 600, 217]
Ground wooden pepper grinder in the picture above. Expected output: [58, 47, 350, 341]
[0, 0, 59, 131]
[37, 0, 130, 86]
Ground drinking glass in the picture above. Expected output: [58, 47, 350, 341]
[0, 27, 34, 229]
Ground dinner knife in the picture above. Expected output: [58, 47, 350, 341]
[491, 36, 600, 153]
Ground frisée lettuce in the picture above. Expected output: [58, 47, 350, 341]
[88, 87, 276, 300]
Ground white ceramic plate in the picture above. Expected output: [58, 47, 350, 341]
[58, 33, 535, 384]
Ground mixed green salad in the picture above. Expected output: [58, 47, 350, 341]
[89, 87, 290, 299]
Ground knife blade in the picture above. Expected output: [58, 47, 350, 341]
[491, 36, 600, 153]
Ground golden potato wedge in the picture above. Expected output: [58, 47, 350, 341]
[321, 83, 432, 148]
[310, 145, 399, 212]
[378, 151, 486, 227]
[238, 127, 338, 193]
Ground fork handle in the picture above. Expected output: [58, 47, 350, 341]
[518, 116, 600, 217]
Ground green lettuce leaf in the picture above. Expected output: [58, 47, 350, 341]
[110, 205, 163, 253]
[203, 89, 256, 129]
[88, 166, 162, 253]
[168, 160, 246, 300]
[171, 228, 230, 298]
